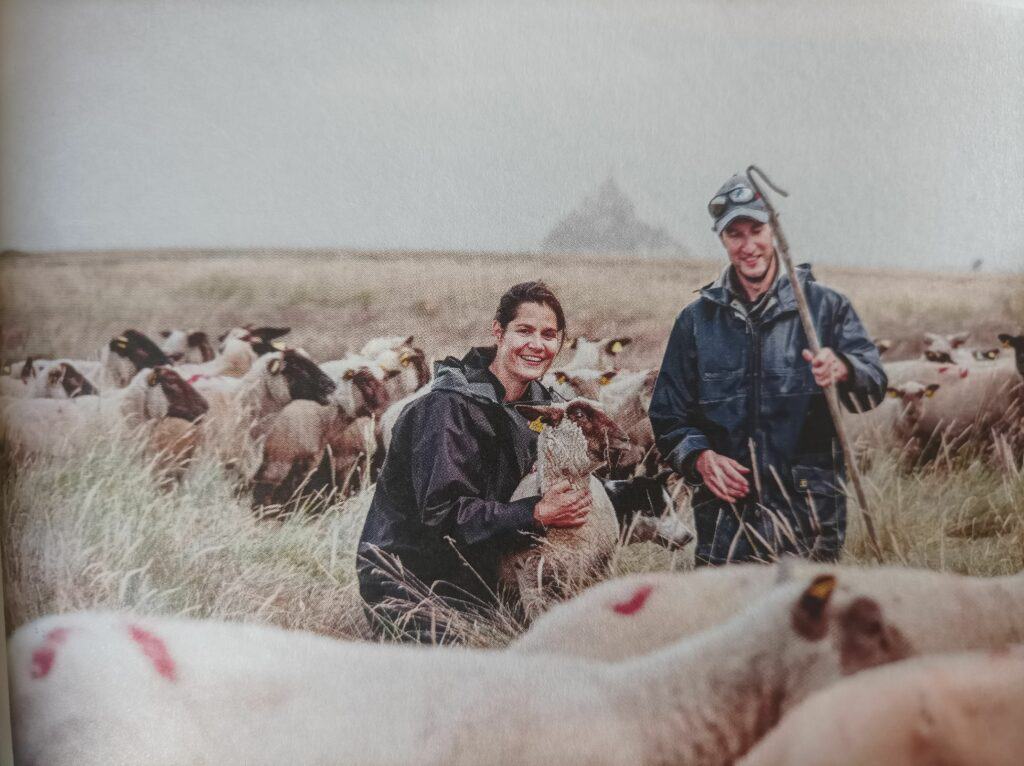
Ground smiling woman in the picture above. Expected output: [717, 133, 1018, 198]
[356, 281, 595, 643]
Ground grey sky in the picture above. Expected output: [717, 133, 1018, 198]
[1, 0, 1022, 271]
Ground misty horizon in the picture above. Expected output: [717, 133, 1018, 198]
[1, 1, 1022, 273]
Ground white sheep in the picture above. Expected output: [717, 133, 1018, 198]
[158, 329, 215, 364]
[739, 646, 1024, 766]
[97, 330, 173, 389]
[842, 380, 940, 457]
[8, 573, 909, 766]
[498, 399, 630, 620]
[510, 560, 1024, 661]
[1, 367, 207, 460]
[560, 335, 632, 371]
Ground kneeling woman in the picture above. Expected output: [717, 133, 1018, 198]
[357, 281, 591, 642]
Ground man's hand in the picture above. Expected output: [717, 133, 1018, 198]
[695, 450, 750, 503]
[802, 347, 850, 388]
[534, 478, 592, 528]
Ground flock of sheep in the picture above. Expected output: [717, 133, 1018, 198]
[2, 322, 1024, 764]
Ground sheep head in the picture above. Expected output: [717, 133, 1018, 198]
[781, 574, 913, 707]
[516, 399, 630, 471]
[45, 362, 97, 399]
[269, 350, 337, 406]
[146, 367, 209, 422]
[998, 333, 1024, 376]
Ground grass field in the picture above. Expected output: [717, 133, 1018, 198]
[2, 248, 1022, 645]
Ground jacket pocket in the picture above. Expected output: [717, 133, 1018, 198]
[790, 464, 846, 553]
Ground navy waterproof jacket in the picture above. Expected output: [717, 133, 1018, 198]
[649, 264, 886, 564]
[357, 346, 551, 616]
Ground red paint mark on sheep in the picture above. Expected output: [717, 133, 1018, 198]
[186, 374, 208, 384]
[29, 626, 72, 679]
[128, 625, 177, 682]
[959, 368, 969, 379]
[612, 585, 655, 616]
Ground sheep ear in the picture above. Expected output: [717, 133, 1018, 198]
[48, 366, 65, 385]
[925, 384, 940, 397]
[997, 333, 1012, 346]
[268, 358, 282, 375]
[403, 335, 415, 347]
[599, 371, 618, 386]
[147, 370, 159, 387]
[515, 404, 562, 427]
[606, 337, 632, 354]
[791, 574, 837, 641]
[384, 368, 402, 379]
[874, 338, 893, 353]
[342, 369, 355, 380]
[922, 332, 939, 347]
[554, 371, 569, 384]
[399, 352, 413, 367]
[159, 330, 171, 338]
[569, 337, 579, 350]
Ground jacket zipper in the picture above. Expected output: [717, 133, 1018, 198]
[747, 317, 762, 483]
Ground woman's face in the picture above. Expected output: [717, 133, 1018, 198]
[491, 301, 562, 389]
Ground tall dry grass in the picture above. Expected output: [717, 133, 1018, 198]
[1, 248, 1022, 645]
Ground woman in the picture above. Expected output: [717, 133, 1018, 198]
[357, 281, 592, 642]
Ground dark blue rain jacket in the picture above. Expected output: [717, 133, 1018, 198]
[649, 264, 886, 565]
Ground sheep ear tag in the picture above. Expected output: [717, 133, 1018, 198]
[268, 358, 282, 374]
[147, 371, 159, 386]
[554, 372, 569, 384]
[599, 373, 614, 386]
[271, 340, 287, 351]
[399, 353, 412, 367]
[610, 341, 623, 354]
[886, 388, 901, 399]
[529, 417, 545, 433]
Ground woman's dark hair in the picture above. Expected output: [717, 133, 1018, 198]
[494, 281, 567, 334]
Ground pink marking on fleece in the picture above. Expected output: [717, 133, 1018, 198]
[128, 624, 177, 682]
[959, 367, 969, 379]
[612, 584, 655, 616]
[30, 627, 72, 679]
[186, 374, 208, 385]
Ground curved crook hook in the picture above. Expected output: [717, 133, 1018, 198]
[745, 165, 789, 200]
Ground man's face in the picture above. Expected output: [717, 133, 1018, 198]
[721, 218, 775, 283]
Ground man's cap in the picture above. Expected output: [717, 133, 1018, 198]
[710, 173, 770, 234]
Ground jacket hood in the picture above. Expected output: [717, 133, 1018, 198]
[700, 262, 816, 313]
[431, 346, 552, 405]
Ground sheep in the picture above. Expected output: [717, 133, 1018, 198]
[498, 399, 630, 620]
[842, 381, 940, 458]
[921, 330, 972, 364]
[1, 366, 208, 460]
[907, 359, 1023, 454]
[175, 327, 282, 381]
[26, 361, 98, 399]
[8, 573, 910, 766]
[541, 368, 616, 401]
[510, 560, 1024, 662]
[596, 367, 661, 476]
[358, 334, 414, 359]
[323, 339, 430, 403]
[738, 646, 1024, 766]
[561, 335, 632, 371]
[604, 471, 694, 550]
[99, 330, 173, 389]
[377, 386, 430, 454]
[251, 366, 389, 512]
[158, 329, 215, 364]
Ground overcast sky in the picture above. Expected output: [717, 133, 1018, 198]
[1, 0, 1022, 271]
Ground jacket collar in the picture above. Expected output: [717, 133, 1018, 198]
[431, 346, 552, 405]
[699, 262, 815, 318]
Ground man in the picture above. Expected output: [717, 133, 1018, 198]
[649, 173, 886, 565]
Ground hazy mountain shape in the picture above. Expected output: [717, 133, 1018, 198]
[542, 178, 684, 254]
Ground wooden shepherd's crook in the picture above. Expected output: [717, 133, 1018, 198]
[744, 165, 883, 561]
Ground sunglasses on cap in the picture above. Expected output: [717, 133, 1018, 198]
[707, 185, 758, 219]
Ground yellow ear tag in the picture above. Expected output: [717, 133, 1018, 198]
[555, 372, 568, 384]
[147, 371, 158, 386]
[807, 575, 837, 601]
[886, 389, 900, 398]
[599, 374, 613, 386]
[610, 341, 623, 354]
[342, 369, 354, 381]
[529, 417, 545, 433]
[271, 340, 286, 351]
[925, 388, 936, 398]
[400, 353, 412, 368]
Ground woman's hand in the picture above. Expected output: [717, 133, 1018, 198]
[534, 478, 592, 527]
[695, 450, 751, 503]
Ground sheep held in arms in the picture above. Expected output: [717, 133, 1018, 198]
[744, 165, 880, 560]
